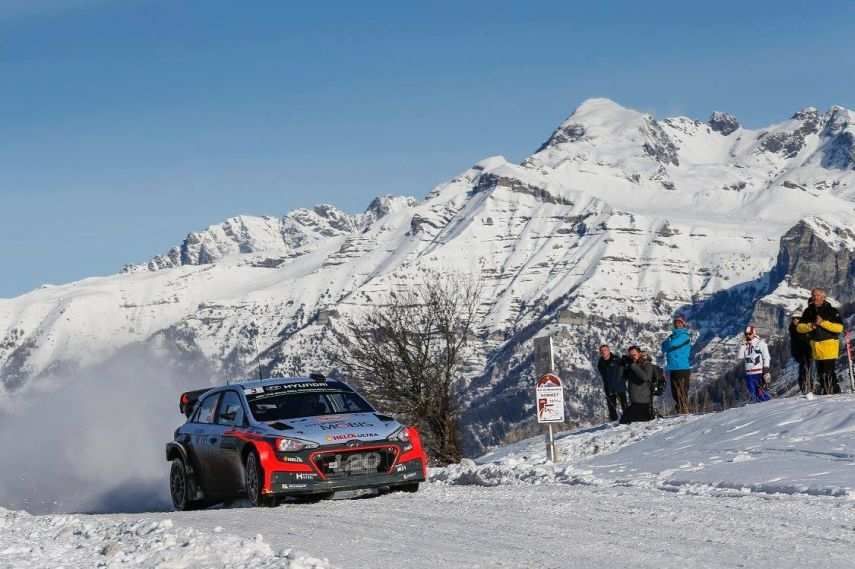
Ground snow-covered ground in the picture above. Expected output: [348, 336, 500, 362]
[438, 395, 855, 498]
[0, 506, 333, 568]
[4, 395, 853, 568]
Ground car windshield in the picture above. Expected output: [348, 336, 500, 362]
[248, 391, 374, 422]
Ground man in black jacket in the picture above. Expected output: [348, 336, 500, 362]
[789, 312, 813, 394]
[797, 289, 844, 395]
[620, 346, 655, 424]
[597, 344, 627, 421]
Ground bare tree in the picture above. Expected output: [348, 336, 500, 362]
[328, 272, 482, 464]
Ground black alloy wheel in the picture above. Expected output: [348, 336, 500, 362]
[245, 451, 274, 507]
[170, 459, 202, 510]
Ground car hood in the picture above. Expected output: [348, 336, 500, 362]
[262, 412, 403, 446]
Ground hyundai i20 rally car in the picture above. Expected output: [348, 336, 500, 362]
[166, 374, 428, 510]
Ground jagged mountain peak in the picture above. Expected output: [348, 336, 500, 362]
[708, 111, 740, 135]
[363, 195, 418, 223]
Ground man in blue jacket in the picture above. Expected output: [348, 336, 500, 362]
[661, 316, 693, 414]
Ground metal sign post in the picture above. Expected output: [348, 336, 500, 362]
[534, 336, 563, 462]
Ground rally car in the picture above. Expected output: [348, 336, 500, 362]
[166, 374, 428, 510]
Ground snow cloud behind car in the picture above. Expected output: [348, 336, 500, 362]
[0, 346, 205, 514]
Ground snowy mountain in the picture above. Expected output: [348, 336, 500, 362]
[2, 98, 855, 453]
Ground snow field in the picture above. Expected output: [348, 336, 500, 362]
[436, 395, 855, 499]
[0, 506, 334, 569]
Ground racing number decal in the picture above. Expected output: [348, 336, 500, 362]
[327, 452, 382, 474]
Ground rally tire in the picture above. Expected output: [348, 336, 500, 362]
[170, 459, 203, 511]
[245, 451, 275, 507]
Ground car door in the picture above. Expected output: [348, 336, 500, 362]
[189, 393, 222, 496]
[214, 390, 248, 495]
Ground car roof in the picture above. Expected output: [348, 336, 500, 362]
[227, 376, 354, 391]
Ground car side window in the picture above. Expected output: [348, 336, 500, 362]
[195, 394, 219, 424]
[217, 391, 245, 427]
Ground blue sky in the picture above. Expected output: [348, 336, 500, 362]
[2, 0, 853, 298]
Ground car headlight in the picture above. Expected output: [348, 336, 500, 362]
[387, 427, 410, 443]
[276, 437, 318, 452]
[388, 427, 413, 451]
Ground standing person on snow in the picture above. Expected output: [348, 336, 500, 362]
[620, 346, 655, 424]
[661, 316, 693, 415]
[797, 288, 844, 395]
[789, 312, 813, 394]
[597, 344, 627, 422]
[738, 325, 772, 402]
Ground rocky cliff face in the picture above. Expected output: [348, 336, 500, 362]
[4, 98, 855, 454]
[750, 216, 855, 344]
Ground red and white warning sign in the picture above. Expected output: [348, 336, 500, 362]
[535, 372, 565, 423]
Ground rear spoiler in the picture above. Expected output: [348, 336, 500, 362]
[179, 388, 212, 418]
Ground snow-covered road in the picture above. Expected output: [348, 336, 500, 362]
[98, 483, 855, 569]
[7, 396, 855, 568]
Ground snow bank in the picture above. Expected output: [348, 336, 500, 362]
[437, 395, 855, 498]
[589, 395, 855, 497]
[0, 507, 333, 569]
[432, 416, 693, 486]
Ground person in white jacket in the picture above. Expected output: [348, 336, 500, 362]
[737, 325, 772, 402]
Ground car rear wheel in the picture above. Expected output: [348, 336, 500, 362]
[170, 459, 203, 511]
[245, 451, 275, 507]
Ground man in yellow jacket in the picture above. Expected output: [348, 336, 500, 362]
[797, 288, 844, 394]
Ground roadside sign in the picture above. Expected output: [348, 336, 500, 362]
[535, 372, 564, 423]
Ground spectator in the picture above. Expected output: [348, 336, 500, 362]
[789, 312, 813, 394]
[597, 344, 627, 422]
[620, 346, 655, 424]
[738, 325, 772, 402]
[797, 288, 844, 394]
[661, 316, 693, 414]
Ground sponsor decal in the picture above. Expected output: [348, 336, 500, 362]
[294, 473, 318, 481]
[319, 421, 374, 431]
[324, 432, 380, 442]
[403, 472, 419, 480]
[243, 386, 264, 395]
[280, 483, 309, 489]
[285, 456, 303, 463]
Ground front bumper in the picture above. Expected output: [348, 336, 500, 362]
[270, 457, 425, 495]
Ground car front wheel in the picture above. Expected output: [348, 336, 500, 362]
[245, 451, 275, 507]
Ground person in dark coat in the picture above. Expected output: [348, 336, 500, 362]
[796, 289, 844, 395]
[789, 312, 813, 394]
[597, 344, 627, 422]
[620, 346, 655, 424]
